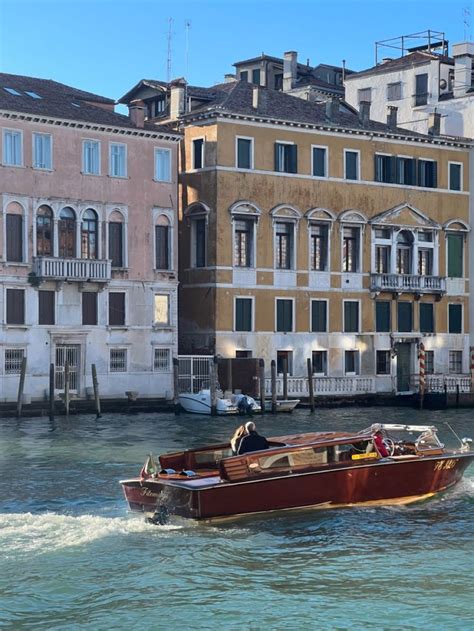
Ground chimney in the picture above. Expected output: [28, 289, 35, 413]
[128, 99, 146, 128]
[325, 97, 339, 120]
[428, 111, 441, 136]
[169, 78, 186, 119]
[358, 100, 371, 126]
[386, 105, 398, 129]
[224, 73, 237, 83]
[252, 85, 268, 111]
[452, 42, 474, 98]
[283, 50, 297, 92]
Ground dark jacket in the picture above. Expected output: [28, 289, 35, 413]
[237, 431, 269, 455]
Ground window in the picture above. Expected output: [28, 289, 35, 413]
[6, 214, 23, 262]
[396, 230, 413, 275]
[342, 227, 359, 272]
[310, 223, 328, 271]
[415, 73, 428, 106]
[146, 96, 166, 118]
[236, 350, 252, 358]
[274, 73, 283, 90]
[58, 207, 76, 258]
[154, 294, 170, 326]
[312, 350, 327, 375]
[192, 138, 204, 169]
[81, 209, 98, 259]
[376, 350, 391, 375]
[449, 351, 462, 374]
[240, 71, 248, 82]
[387, 82, 402, 101]
[275, 222, 294, 269]
[110, 348, 127, 372]
[418, 249, 433, 275]
[375, 154, 396, 183]
[236, 137, 253, 169]
[345, 350, 359, 375]
[277, 350, 293, 375]
[447, 234, 463, 278]
[235, 297, 252, 332]
[425, 350, 434, 374]
[420, 303, 434, 333]
[376, 301, 391, 333]
[396, 157, 416, 185]
[36, 205, 53, 256]
[154, 148, 171, 182]
[344, 301, 359, 333]
[357, 87, 371, 104]
[252, 68, 261, 84]
[375, 245, 390, 273]
[193, 217, 207, 268]
[38, 290, 55, 325]
[274, 142, 297, 173]
[109, 221, 124, 268]
[154, 348, 171, 371]
[449, 163, 462, 191]
[82, 140, 100, 175]
[311, 300, 327, 332]
[3, 129, 22, 166]
[398, 302, 413, 332]
[448, 304, 462, 334]
[5, 348, 25, 374]
[6, 288, 25, 324]
[155, 222, 170, 270]
[234, 219, 253, 267]
[312, 146, 327, 177]
[344, 150, 359, 180]
[276, 299, 293, 332]
[33, 133, 52, 169]
[109, 292, 125, 326]
[418, 160, 437, 188]
[109, 143, 127, 177]
[82, 292, 98, 326]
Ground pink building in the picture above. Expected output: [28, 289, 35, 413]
[0, 73, 180, 402]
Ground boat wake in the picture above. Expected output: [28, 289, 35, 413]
[0, 511, 183, 556]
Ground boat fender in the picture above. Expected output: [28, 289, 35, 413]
[179, 469, 198, 477]
[159, 468, 177, 475]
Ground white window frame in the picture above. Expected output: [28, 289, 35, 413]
[448, 350, 463, 374]
[192, 137, 205, 170]
[447, 302, 463, 335]
[274, 140, 296, 173]
[372, 226, 392, 274]
[109, 142, 128, 178]
[448, 161, 463, 192]
[275, 297, 295, 333]
[154, 147, 172, 182]
[2, 128, 23, 167]
[154, 293, 171, 327]
[5, 286, 27, 326]
[108, 290, 127, 327]
[4, 347, 26, 375]
[232, 216, 256, 268]
[82, 139, 101, 175]
[341, 223, 363, 273]
[234, 295, 254, 332]
[153, 347, 172, 372]
[235, 135, 254, 170]
[375, 350, 392, 376]
[274, 220, 296, 270]
[311, 349, 328, 376]
[153, 208, 174, 272]
[311, 144, 328, 178]
[344, 349, 360, 376]
[32, 132, 53, 170]
[109, 347, 128, 373]
[343, 148, 360, 181]
[342, 299, 361, 334]
[310, 298, 328, 333]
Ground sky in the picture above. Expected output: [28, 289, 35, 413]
[0, 0, 472, 103]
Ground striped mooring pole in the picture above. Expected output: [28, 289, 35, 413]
[419, 342, 425, 408]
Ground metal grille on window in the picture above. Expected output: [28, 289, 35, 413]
[154, 348, 171, 372]
[110, 348, 127, 372]
[448, 351, 462, 374]
[5, 349, 25, 375]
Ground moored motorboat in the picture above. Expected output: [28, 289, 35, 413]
[264, 399, 300, 413]
[120, 423, 474, 521]
[178, 390, 261, 416]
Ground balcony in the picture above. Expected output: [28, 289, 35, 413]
[370, 273, 446, 295]
[33, 257, 111, 282]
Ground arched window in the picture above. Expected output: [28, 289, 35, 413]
[155, 214, 170, 270]
[108, 210, 124, 268]
[36, 205, 53, 256]
[6, 201, 24, 262]
[229, 202, 260, 269]
[396, 230, 414, 275]
[185, 203, 209, 268]
[270, 205, 301, 271]
[81, 209, 98, 259]
[59, 207, 76, 258]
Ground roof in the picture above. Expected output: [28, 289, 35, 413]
[0, 72, 176, 134]
[345, 51, 453, 80]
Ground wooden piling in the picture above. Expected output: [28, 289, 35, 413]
[271, 359, 277, 414]
[49, 363, 55, 422]
[16, 357, 27, 419]
[259, 358, 265, 414]
[227, 358, 233, 395]
[91, 363, 101, 418]
[210, 357, 218, 416]
[64, 360, 70, 417]
[173, 357, 180, 415]
[282, 356, 288, 401]
[456, 383, 460, 408]
[307, 358, 315, 413]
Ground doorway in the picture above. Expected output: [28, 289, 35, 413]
[396, 343, 412, 392]
[55, 345, 80, 392]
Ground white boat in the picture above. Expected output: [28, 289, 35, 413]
[264, 399, 300, 413]
[178, 390, 239, 415]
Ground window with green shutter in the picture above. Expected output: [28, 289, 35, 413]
[311, 300, 327, 332]
[398, 302, 413, 332]
[276, 299, 293, 332]
[235, 298, 252, 332]
[447, 234, 463, 278]
[376, 301, 391, 332]
[448, 304, 462, 334]
[344, 301, 359, 333]
[420, 303, 434, 333]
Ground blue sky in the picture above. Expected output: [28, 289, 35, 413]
[0, 0, 471, 102]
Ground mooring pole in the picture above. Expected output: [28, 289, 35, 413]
[49, 363, 55, 422]
[307, 357, 315, 413]
[271, 359, 277, 414]
[64, 360, 70, 417]
[173, 357, 180, 415]
[259, 358, 265, 414]
[210, 356, 218, 416]
[227, 358, 232, 396]
[16, 356, 27, 419]
[282, 356, 288, 401]
[91, 363, 101, 418]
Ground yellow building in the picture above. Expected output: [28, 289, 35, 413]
[122, 79, 470, 394]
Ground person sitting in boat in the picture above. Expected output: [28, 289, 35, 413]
[237, 421, 269, 455]
[230, 424, 247, 455]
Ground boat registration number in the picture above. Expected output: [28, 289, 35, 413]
[351, 452, 378, 461]
[434, 459, 458, 471]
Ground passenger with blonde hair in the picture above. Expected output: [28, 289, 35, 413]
[230, 424, 247, 455]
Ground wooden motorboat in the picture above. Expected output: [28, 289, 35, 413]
[264, 399, 300, 413]
[120, 424, 474, 522]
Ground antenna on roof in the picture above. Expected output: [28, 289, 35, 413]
[167, 17, 173, 82]
[185, 20, 191, 81]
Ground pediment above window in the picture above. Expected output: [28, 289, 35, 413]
[229, 201, 261, 217]
[443, 219, 470, 232]
[369, 203, 439, 229]
[270, 204, 302, 221]
[305, 207, 336, 223]
[338, 209, 367, 224]
[184, 201, 210, 217]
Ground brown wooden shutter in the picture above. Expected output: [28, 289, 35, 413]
[82, 292, 98, 325]
[38, 290, 55, 325]
[109, 292, 125, 325]
[155, 225, 169, 269]
[6, 215, 23, 262]
[6, 289, 25, 324]
[108, 222, 123, 267]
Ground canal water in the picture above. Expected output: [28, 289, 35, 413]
[0, 407, 473, 630]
